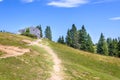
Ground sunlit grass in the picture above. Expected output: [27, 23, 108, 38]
[49, 41, 120, 80]
[0, 45, 52, 80]
[0, 33, 52, 80]
[1, 32, 120, 80]
[0, 32, 33, 47]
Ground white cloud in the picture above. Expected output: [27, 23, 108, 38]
[21, 0, 34, 3]
[0, 0, 3, 2]
[92, 0, 118, 4]
[109, 17, 120, 21]
[47, 0, 88, 8]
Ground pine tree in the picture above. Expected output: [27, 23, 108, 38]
[78, 25, 88, 51]
[58, 36, 65, 44]
[58, 36, 62, 43]
[107, 38, 113, 56]
[97, 33, 108, 55]
[65, 24, 95, 53]
[36, 25, 43, 38]
[117, 37, 120, 57]
[86, 34, 94, 53]
[45, 26, 52, 41]
[70, 24, 79, 48]
[66, 24, 79, 48]
[107, 38, 118, 56]
[61, 36, 65, 44]
[66, 29, 72, 46]
[112, 39, 118, 56]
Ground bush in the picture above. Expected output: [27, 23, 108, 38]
[21, 33, 37, 39]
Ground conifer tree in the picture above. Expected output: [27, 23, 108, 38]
[65, 24, 95, 53]
[58, 36, 62, 43]
[97, 33, 108, 55]
[86, 34, 94, 53]
[112, 39, 118, 56]
[107, 38, 113, 56]
[61, 36, 65, 44]
[58, 36, 65, 44]
[70, 24, 79, 48]
[66, 29, 72, 46]
[45, 26, 52, 41]
[78, 25, 88, 50]
[36, 25, 43, 38]
[107, 38, 118, 56]
[117, 38, 120, 57]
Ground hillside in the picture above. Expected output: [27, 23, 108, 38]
[0, 32, 120, 80]
[0, 32, 52, 80]
[48, 40, 120, 80]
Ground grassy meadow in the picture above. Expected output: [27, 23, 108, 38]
[0, 32, 33, 47]
[0, 33, 52, 80]
[49, 40, 120, 80]
[0, 32, 120, 80]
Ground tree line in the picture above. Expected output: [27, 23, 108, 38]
[36, 25, 52, 41]
[21, 25, 52, 41]
[57, 24, 120, 58]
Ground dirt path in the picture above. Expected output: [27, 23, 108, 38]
[0, 39, 63, 80]
[31, 39, 63, 80]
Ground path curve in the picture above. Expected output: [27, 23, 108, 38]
[31, 39, 63, 80]
[0, 39, 63, 80]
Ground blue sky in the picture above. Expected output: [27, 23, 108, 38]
[0, 0, 120, 43]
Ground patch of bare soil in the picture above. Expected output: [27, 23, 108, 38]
[0, 39, 63, 80]
[22, 39, 32, 44]
[0, 45, 30, 58]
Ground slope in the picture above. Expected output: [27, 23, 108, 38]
[30, 39, 63, 80]
[1, 32, 120, 80]
[0, 32, 52, 80]
[48, 40, 120, 80]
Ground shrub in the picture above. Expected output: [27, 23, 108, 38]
[21, 33, 37, 39]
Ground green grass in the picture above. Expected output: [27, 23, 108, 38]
[0, 33, 53, 80]
[1, 33, 120, 80]
[49, 41, 120, 80]
[0, 32, 33, 47]
[0, 45, 52, 80]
